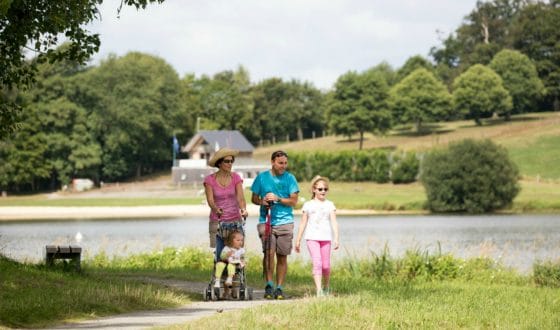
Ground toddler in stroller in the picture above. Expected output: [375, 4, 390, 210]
[204, 221, 253, 301]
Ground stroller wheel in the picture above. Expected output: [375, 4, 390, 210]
[211, 286, 219, 301]
[203, 287, 211, 301]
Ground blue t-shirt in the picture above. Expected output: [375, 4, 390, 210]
[251, 170, 299, 226]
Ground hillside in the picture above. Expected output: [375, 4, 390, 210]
[253, 112, 560, 180]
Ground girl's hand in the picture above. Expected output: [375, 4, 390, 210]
[295, 242, 300, 253]
[334, 240, 339, 250]
[240, 208, 248, 218]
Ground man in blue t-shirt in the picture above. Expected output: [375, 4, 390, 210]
[251, 150, 299, 300]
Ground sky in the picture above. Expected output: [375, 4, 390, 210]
[87, 0, 479, 90]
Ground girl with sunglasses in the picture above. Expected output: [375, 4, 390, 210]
[295, 175, 339, 297]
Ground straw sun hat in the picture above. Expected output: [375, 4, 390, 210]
[208, 148, 239, 167]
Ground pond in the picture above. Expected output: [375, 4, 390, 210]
[1, 214, 559, 273]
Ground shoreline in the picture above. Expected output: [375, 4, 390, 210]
[0, 205, 423, 221]
[0, 205, 412, 221]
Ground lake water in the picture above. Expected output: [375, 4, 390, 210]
[1, 214, 559, 273]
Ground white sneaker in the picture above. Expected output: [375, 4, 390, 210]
[225, 277, 233, 287]
[214, 279, 220, 288]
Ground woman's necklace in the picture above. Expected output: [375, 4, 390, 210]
[216, 171, 232, 187]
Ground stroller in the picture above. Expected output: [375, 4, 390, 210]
[203, 220, 253, 301]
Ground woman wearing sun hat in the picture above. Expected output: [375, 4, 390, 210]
[204, 147, 248, 260]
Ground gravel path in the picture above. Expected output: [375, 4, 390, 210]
[46, 278, 289, 330]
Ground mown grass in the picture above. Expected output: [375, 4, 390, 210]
[1, 179, 559, 213]
[2, 247, 560, 329]
[0, 255, 191, 328]
[168, 282, 560, 329]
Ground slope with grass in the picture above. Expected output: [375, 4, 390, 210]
[255, 112, 560, 180]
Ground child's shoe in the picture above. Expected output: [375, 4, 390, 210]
[322, 287, 330, 296]
[316, 289, 323, 297]
[214, 279, 220, 288]
[225, 277, 233, 287]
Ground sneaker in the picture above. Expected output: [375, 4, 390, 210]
[264, 284, 274, 299]
[322, 287, 330, 296]
[274, 287, 284, 300]
[225, 277, 233, 287]
[214, 279, 220, 288]
[316, 289, 323, 297]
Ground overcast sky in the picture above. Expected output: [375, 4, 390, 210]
[87, 0, 479, 90]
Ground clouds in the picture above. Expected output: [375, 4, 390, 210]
[87, 0, 477, 89]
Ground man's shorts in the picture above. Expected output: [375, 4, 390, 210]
[209, 221, 219, 248]
[257, 223, 294, 256]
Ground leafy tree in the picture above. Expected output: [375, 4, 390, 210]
[250, 78, 293, 145]
[452, 64, 512, 125]
[83, 52, 183, 180]
[430, 0, 526, 70]
[327, 71, 392, 150]
[198, 66, 253, 133]
[0, 50, 101, 191]
[395, 55, 435, 82]
[421, 139, 520, 213]
[365, 62, 397, 87]
[0, 0, 165, 138]
[489, 49, 545, 117]
[389, 68, 452, 132]
[429, 0, 528, 87]
[511, 1, 560, 110]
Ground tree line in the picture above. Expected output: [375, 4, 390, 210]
[0, 0, 558, 193]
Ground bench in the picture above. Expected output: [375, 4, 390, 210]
[45, 245, 82, 271]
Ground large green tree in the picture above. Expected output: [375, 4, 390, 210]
[511, 1, 560, 110]
[83, 52, 183, 180]
[0, 0, 165, 138]
[327, 71, 391, 150]
[452, 64, 512, 125]
[395, 55, 435, 82]
[0, 51, 101, 191]
[389, 68, 452, 132]
[430, 0, 528, 85]
[489, 49, 545, 117]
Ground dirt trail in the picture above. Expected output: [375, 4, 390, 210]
[47, 278, 289, 330]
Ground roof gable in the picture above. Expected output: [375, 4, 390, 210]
[183, 130, 254, 152]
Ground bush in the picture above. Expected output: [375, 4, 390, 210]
[390, 151, 419, 184]
[533, 260, 560, 288]
[420, 139, 520, 213]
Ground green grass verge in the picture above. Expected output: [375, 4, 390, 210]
[1, 180, 559, 213]
[171, 281, 560, 329]
[0, 256, 190, 328]
[508, 134, 560, 180]
[2, 247, 559, 329]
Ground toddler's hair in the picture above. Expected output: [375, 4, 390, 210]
[226, 230, 244, 247]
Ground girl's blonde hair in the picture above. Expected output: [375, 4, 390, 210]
[310, 175, 330, 199]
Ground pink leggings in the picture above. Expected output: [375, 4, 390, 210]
[306, 240, 331, 276]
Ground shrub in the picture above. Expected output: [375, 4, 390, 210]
[390, 151, 419, 184]
[533, 260, 560, 288]
[420, 139, 520, 213]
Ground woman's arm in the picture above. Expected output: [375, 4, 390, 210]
[204, 183, 222, 215]
[235, 182, 248, 217]
[295, 212, 308, 253]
